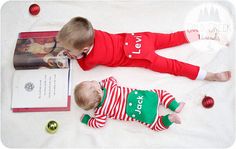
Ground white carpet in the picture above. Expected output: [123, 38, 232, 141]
[1, 0, 235, 148]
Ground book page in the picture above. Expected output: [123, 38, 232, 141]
[13, 37, 69, 70]
[12, 68, 69, 108]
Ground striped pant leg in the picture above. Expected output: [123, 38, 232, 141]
[159, 90, 180, 111]
[150, 114, 174, 131]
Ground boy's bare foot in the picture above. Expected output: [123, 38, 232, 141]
[168, 114, 181, 124]
[175, 102, 185, 113]
[205, 71, 231, 82]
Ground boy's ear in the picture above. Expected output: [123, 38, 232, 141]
[83, 47, 90, 53]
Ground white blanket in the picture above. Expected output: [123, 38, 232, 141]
[1, 0, 235, 148]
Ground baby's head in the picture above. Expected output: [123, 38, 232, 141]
[74, 80, 103, 110]
[57, 16, 94, 58]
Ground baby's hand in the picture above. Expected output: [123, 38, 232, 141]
[80, 114, 85, 122]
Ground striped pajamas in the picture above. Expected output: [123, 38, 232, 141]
[82, 77, 180, 131]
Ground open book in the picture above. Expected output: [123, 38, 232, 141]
[12, 31, 71, 112]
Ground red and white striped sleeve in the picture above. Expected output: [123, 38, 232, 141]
[81, 112, 107, 128]
[100, 76, 117, 89]
[87, 114, 107, 128]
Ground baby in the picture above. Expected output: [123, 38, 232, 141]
[74, 77, 185, 131]
[57, 17, 231, 82]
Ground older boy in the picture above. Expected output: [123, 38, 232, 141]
[57, 17, 231, 81]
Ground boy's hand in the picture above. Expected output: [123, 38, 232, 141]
[63, 49, 76, 59]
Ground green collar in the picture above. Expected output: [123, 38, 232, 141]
[97, 88, 107, 108]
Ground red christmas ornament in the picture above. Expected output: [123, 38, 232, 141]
[202, 95, 214, 108]
[29, 4, 40, 16]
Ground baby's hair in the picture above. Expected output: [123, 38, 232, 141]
[74, 81, 101, 110]
[57, 16, 94, 51]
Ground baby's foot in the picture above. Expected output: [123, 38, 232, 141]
[168, 114, 181, 124]
[175, 102, 185, 113]
[205, 71, 231, 82]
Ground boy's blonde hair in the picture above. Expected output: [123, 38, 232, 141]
[74, 82, 101, 110]
[57, 17, 94, 51]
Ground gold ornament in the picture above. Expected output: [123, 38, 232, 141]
[46, 120, 58, 134]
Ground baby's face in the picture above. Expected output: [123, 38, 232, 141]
[81, 80, 103, 103]
[17, 44, 29, 52]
